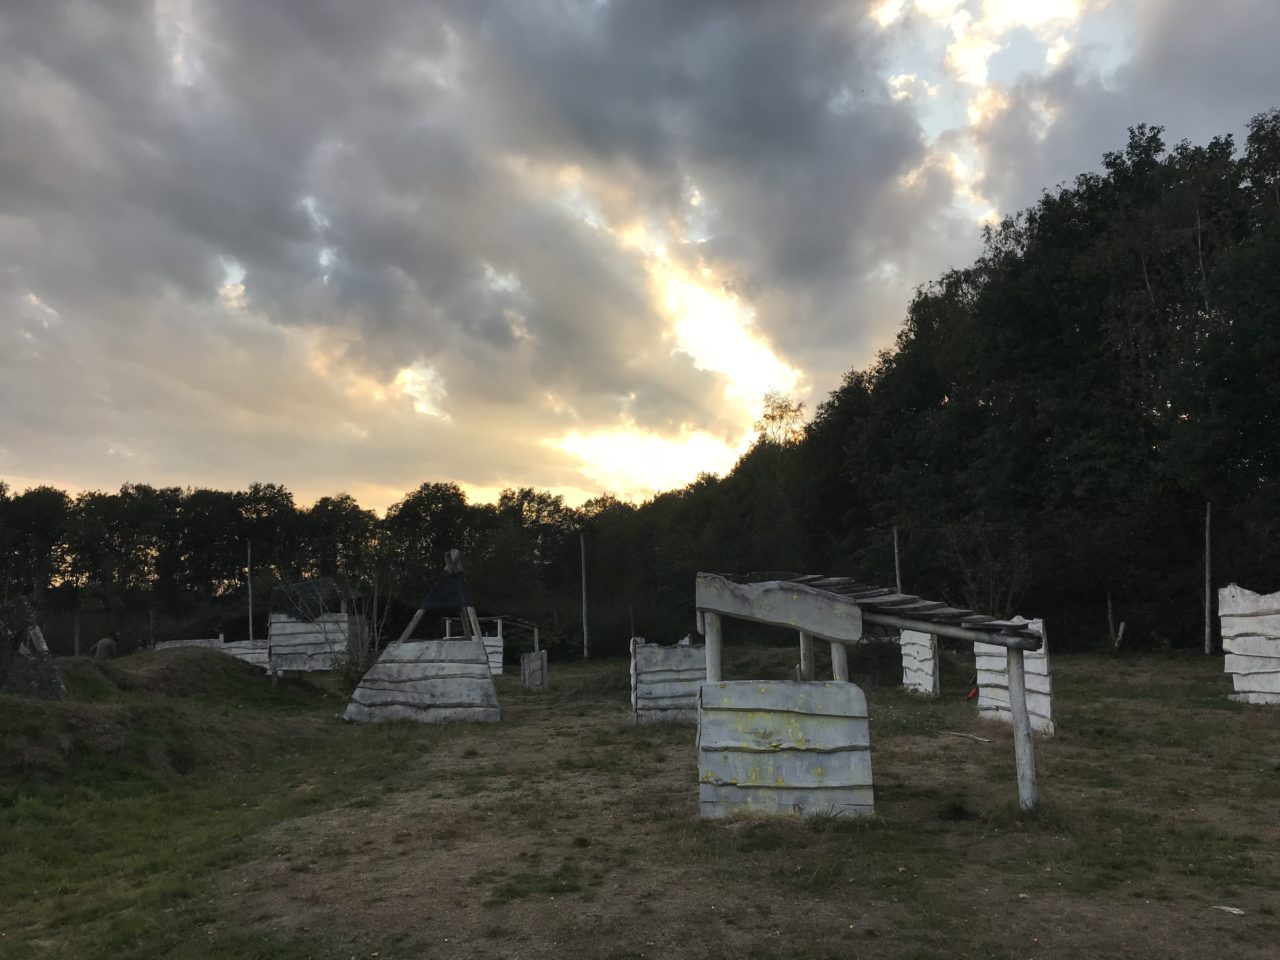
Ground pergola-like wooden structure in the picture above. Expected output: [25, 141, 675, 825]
[695, 572, 1044, 809]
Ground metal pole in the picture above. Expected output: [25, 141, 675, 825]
[245, 542, 253, 647]
[580, 530, 589, 660]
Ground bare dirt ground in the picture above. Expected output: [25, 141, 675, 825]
[222, 652, 1280, 960]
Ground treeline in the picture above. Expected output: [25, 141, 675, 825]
[4, 112, 1278, 656]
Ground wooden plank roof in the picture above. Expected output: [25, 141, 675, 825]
[714, 572, 1042, 646]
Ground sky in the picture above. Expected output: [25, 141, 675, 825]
[3, 0, 1278, 513]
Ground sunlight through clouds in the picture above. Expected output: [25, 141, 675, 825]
[550, 425, 746, 502]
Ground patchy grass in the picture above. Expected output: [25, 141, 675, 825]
[1, 649, 1278, 959]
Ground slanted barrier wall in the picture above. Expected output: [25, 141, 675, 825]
[697, 680, 874, 819]
[1219, 584, 1280, 704]
[483, 635, 504, 676]
[344, 637, 500, 723]
[900, 629, 939, 696]
[521, 649, 548, 690]
[630, 637, 705, 723]
[975, 618, 1054, 735]
[268, 612, 352, 673]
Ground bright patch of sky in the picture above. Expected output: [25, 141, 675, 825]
[870, 1, 1125, 224]
[552, 425, 746, 502]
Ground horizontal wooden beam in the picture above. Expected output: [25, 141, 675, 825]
[695, 574, 863, 644]
[861, 611, 1042, 650]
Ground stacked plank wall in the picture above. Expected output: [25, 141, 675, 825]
[974, 618, 1054, 736]
[1219, 584, 1280, 704]
[697, 681, 873, 818]
[630, 637, 705, 723]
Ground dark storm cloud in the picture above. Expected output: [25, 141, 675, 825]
[973, 0, 1280, 220]
[0, 0, 955, 503]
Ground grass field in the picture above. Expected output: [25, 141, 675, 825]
[1, 644, 1278, 959]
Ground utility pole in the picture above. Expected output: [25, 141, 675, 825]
[893, 525, 903, 593]
[1204, 501, 1212, 656]
[580, 530, 589, 659]
[247, 540, 254, 643]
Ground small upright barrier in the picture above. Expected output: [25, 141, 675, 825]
[630, 637, 705, 723]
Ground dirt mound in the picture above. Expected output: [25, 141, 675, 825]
[2, 649, 338, 787]
[61, 647, 319, 708]
[0, 694, 326, 786]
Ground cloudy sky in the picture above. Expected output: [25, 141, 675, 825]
[3, 0, 1277, 511]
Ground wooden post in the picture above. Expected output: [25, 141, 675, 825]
[533, 626, 540, 653]
[73, 612, 80, 658]
[1007, 646, 1038, 810]
[798, 630, 815, 681]
[396, 608, 425, 644]
[893, 525, 903, 593]
[1204, 501, 1212, 656]
[580, 530, 589, 660]
[830, 641, 848, 681]
[703, 611, 722, 682]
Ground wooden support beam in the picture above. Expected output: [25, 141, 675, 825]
[830, 641, 848, 681]
[395, 609, 425, 645]
[861, 610, 1041, 650]
[799, 631, 815, 681]
[1007, 646, 1039, 810]
[704, 611, 723, 682]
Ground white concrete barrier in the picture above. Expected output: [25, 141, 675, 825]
[900, 629, 939, 696]
[974, 618, 1054, 735]
[268, 612, 353, 673]
[630, 637, 705, 723]
[1219, 584, 1280, 704]
[520, 649, 548, 690]
[697, 680, 874, 819]
[344, 637, 500, 723]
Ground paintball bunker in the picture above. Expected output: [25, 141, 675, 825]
[0, 599, 67, 700]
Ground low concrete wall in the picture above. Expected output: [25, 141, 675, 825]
[1219, 584, 1280, 704]
[900, 629, 939, 696]
[520, 649, 548, 690]
[630, 637, 705, 723]
[268, 612, 350, 673]
[975, 618, 1054, 735]
[697, 680, 874, 819]
[344, 637, 500, 723]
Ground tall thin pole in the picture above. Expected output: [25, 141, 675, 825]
[247, 540, 254, 643]
[893, 525, 903, 593]
[1204, 501, 1212, 656]
[580, 530, 589, 659]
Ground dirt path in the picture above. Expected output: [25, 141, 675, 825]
[223, 656, 1280, 959]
